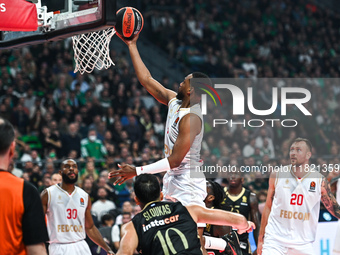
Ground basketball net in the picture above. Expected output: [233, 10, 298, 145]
[72, 27, 116, 74]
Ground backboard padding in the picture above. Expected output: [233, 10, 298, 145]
[0, 0, 116, 49]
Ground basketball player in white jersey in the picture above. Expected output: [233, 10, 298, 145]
[109, 34, 239, 254]
[257, 138, 340, 255]
[332, 173, 340, 254]
[41, 159, 114, 255]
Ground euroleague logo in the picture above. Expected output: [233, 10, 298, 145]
[0, 3, 6, 12]
[309, 181, 316, 192]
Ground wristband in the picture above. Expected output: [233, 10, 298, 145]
[136, 158, 171, 175]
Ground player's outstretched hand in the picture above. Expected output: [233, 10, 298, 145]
[237, 221, 255, 235]
[257, 239, 263, 255]
[116, 32, 139, 46]
[108, 164, 137, 185]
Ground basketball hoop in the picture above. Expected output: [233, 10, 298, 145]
[72, 27, 115, 74]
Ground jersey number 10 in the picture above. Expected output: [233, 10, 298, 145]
[290, 194, 304, 206]
[154, 228, 188, 254]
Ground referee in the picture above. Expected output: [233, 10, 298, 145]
[0, 117, 49, 255]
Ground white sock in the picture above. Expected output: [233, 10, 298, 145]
[204, 236, 227, 250]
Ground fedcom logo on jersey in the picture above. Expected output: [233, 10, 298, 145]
[80, 198, 85, 206]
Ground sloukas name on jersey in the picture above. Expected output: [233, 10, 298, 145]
[132, 201, 201, 255]
[142, 203, 175, 232]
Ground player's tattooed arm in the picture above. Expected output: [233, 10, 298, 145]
[321, 177, 340, 219]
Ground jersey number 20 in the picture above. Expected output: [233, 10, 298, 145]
[290, 194, 303, 206]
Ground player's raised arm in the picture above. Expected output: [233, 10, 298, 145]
[257, 171, 276, 255]
[186, 205, 255, 234]
[117, 34, 176, 105]
[321, 177, 340, 219]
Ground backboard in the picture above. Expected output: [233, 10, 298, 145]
[0, 0, 116, 49]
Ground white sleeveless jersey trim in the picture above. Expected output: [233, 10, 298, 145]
[265, 165, 323, 246]
[46, 184, 89, 244]
[164, 98, 204, 175]
[337, 179, 340, 204]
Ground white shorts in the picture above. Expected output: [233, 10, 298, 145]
[162, 172, 207, 228]
[262, 238, 315, 255]
[49, 240, 91, 255]
[162, 172, 207, 207]
[333, 221, 340, 254]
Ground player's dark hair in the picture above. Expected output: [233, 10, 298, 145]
[101, 214, 113, 225]
[0, 118, 15, 156]
[207, 180, 225, 209]
[134, 174, 161, 204]
[190, 72, 213, 97]
[292, 138, 312, 152]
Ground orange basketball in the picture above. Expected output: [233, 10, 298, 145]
[115, 7, 144, 40]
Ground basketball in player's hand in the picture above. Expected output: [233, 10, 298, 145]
[115, 7, 144, 40]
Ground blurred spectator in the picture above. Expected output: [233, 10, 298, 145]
[29, 108, 45, 135]
[111, 212, 132, 251]
[12, 104, 29, 135]
[95, 176, 117, 203]
[115, 201, 133, 226]
[40, 126, 62, 158]
[21, 149, 42, 166]
[70, 73, 89, 93]
[82, 177, 96, 203]
[61, 122, 81, 158]
[243, 138, 256, 157]
[91, 187, 116, 222]
[39, 174, 52, 192]
[90, 214, 116, 254]
[51, 173, 62, 185]
[43, 161, 55, 176]
[8, 160, 23, 178]
[125, 116, 143, 142]
[79, 160, 99, 183]
[81, 129, 107, 159]
[153, 113, 164, 140]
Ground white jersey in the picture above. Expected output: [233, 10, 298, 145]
[337, 179, 340, 204]
[333, 180, 340, 254]
[46, 184, 88, 244]
[164, 98, 204, 175]
[265, 165, 322, 246]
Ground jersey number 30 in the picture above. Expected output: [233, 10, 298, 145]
[290, 194, 304, 206]
[67, 209, 78, 219]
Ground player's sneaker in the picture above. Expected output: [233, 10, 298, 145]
[222, 231, 242, 255]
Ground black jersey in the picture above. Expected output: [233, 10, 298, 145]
[221, 187, 252, 254]
[132, 201, 202, 255]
